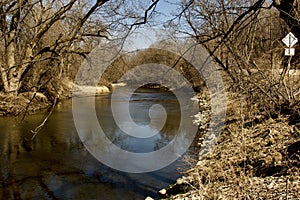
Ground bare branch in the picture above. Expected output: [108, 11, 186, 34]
[130, 0, 160, 28]
[30, 97, 57, 140]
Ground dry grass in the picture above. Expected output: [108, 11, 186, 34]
[165, 91, 300, 200]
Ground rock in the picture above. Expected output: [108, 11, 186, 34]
[145, 197, 154, 200]
[158, 188, 167, 196]
[176, 178, 184, 185]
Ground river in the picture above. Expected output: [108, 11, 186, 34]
[0, 88, 198, 199]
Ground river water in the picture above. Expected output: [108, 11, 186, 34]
[0, 88, 198, 199]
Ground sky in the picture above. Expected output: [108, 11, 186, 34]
[123, 0, 180, 51]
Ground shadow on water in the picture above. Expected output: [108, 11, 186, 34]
[0, 88, 198, 199]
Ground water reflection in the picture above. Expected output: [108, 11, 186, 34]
[0, 88, 197, 199]
[97, 88, 182, 153]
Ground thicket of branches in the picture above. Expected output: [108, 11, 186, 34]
[0, 0, 158, 99]
[165, 0, 300, 118]
[1, 0, 299, 117]
[0, 0, 106, 98]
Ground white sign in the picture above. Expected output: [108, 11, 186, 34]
[285, 48, 295, 56]
[282, 32, 298, 48]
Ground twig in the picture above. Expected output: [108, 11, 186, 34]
[30, 97, 57, 141]
[121, 0, 160, 49]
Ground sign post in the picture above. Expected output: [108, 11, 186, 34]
[281, 32, 298, 99]
[282, 32, 298, 56]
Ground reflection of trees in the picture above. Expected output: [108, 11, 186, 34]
[0, 90, 195, 198]
[152, 110, 182, 151]
[0, 107, 88, 199]
[95, 88, 190, 153]
[153, 110, 197, 152]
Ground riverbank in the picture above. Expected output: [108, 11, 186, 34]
[0, 91, 51, 116]
[158, 91, 300, 199]
[1, 79, 299, 199]
[0, 79, 112, 116]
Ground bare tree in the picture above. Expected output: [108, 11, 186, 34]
[0, 0, 109, 95]
[165, 0, 299, 116]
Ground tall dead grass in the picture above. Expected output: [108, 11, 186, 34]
[165, 71, 300, 199]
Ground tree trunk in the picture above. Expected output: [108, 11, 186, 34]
[2, 38, 33, 94]
[3, 32, 20, 94]
[273, 0, 300, 39]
